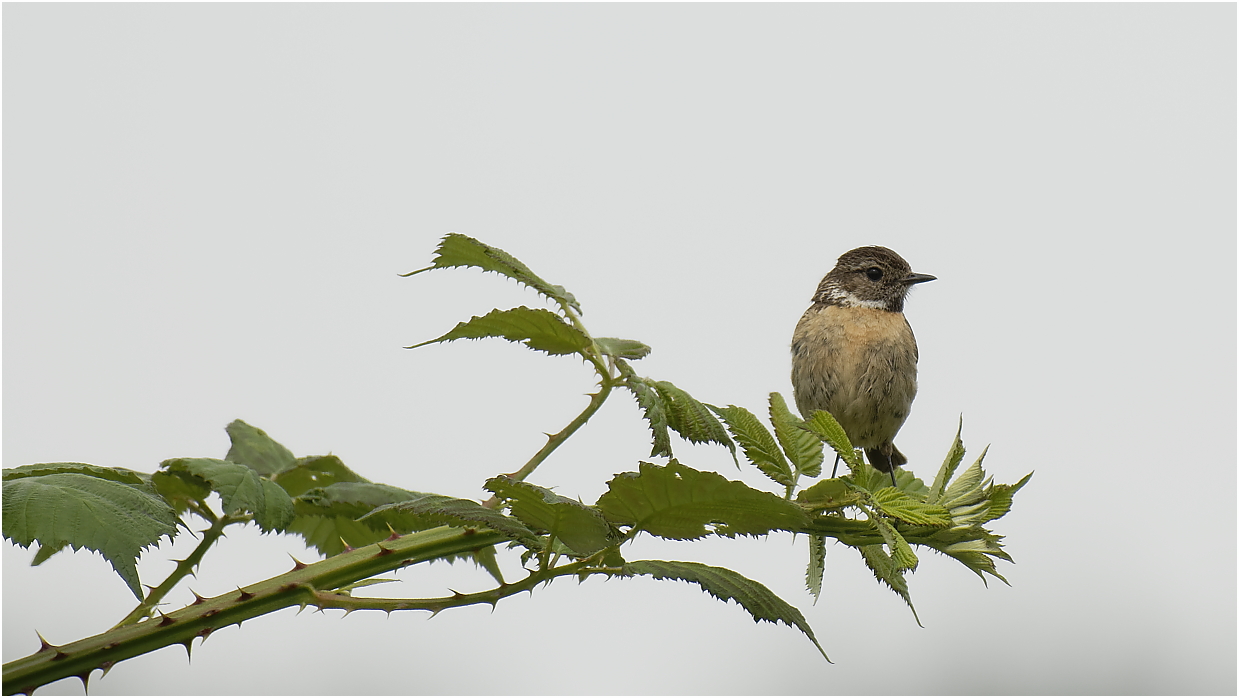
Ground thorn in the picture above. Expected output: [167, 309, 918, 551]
[98, 660, 115, 678]
[385, 531, 401, 542]
[463, 528, 477, 535]
[197, 627, 214, 642]
[202, 609, 220, 619]
[35, 631, 56, 653]
[190, 590, 207, 605]
[288, 555, 308, 571]
[158, 613, 176, 627]
[180, 639, 194, 662]
[341, 537, 355, 553]
[374, 544, 395, 557]
[235, 587, 256, 602]
[448, 588, 464, 598]
[75, 670, 91, 693]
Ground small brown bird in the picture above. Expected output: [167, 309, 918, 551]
[791, 246, 936, 486]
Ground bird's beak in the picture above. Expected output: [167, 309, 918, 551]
[901, 272, 937, 285]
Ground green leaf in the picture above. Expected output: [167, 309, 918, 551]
[796, 479, 860, 512]
[160, 458, 294, 532]
[485, 477, 616, 556]
[858, 544, 921, 625]
[927, 416, 966, 504]
[408, 306, 590, 356]
[619, 365, 673, 458]
[849, 462, 903, 493]
[596, 460, 809, 540]
[710, 404, 793, 486]
[594, 337, 651, 360]
[274, 455, 369, 498]
[290, 482, 432, 557]
[2, 471, 178, 599]
[472, 545, 505, 585]
[363, 494, 541, 550]
[651, 381, 735, 459]
[872, 488, 952, 527]
[402, 233, 581, 314]
[939, 457, 987, 512]
[802, 410, 863, 472]
[806, 534, 826, 603]
[870, 513, 919, 572]
[623, 560, 829, 661]
[31, 541, 68, 566]
[769, 393, 824, 479]
[3, 462, 150, 487]
[224, 420, 297, 477]
[981, 472, 1033, 524]
[150, 470, 213, 516]
[918, 527, 1013, 585]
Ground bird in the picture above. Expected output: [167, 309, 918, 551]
[790, 246, 936, 487]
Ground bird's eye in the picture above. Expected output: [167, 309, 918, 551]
[865, 267, 884, 281]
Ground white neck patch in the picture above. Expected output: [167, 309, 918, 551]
[827, 287, 888, 309]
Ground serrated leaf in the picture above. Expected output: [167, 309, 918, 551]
[224, 420, 296, 477]
[472, 545, 505, 585]
[871, 514, 919, 572]
[769, 393, 823, 479]
[710, 404, 792, 486]
[802, 410, 863, 471]
[408, 306, 590, 356]
[806, 534, 826, 603]
[402, 233, 581, 313]
[363, 494, 541, 549]
[31, 541, 68, 566]
[3, 463, 150, 487]
[939, 458, 987, 511]
[848, 462, 903, 493]
[796, 479, 860, 511]
[485, 476, 616, 556]
[2, 472, 178, 599]
[596, 460, 809, 540]
[150, 469, 213, 516]
[594, 337, 651, 360]
[872, 488, 952, 527]
[981, 472, 1033, 524]
[619, 366, 673, 458]
[274, 455, 369, 498]
[927, 416, 966, 504]
[290, 481, 433, 556]
[624, 559, 828, 661]
[859, 544, 920, 625]
[651, 381, 735, 459]
[160, 458, 294, 532]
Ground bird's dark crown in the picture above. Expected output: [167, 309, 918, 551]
[811, 246, 935, 312]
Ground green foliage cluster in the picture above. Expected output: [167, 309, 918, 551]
[2, 234, 1030, 695]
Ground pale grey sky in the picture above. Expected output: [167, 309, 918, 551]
[4, 3, 1235, 695]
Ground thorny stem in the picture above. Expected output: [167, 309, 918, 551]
[3, 526, 508, 695]
[483, 337, 619, 508]
[309, 557, 604, 616]
[111, 510, 246, 629]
